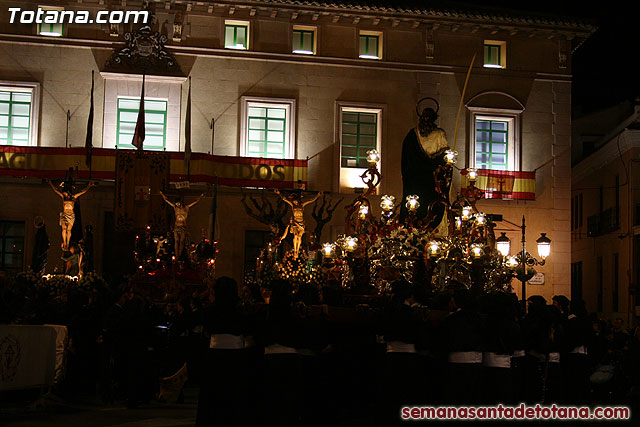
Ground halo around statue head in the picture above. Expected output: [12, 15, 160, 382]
[416, 97, 440, 117]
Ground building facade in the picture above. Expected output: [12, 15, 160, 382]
[0, 0, 593, 299]
[572, 100, 640, 324]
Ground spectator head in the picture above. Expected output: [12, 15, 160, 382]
[614, 318, 624, 330]
[526, 295, 547, 315]
[552, 295, 570, 314]
[569, 298, 587, 317]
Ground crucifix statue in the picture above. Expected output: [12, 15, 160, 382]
[47, 179, 95, 251]
[160, 191, 204, 258]
[274, 189, 322, 259]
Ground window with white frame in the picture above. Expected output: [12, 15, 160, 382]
[292, 26, 316, 55]
[0, 82, 40, 146]
[469, 109, 519, 171]
[101, 73, 183, 152]
[359, 30, 382, 59]
[341, 110, 378, 168]
[116, 98, 168, 150]
[38, 6, 64, 37]
[337, 103, 382, 192]
[240, 97, 296, 159]
[225, 20, 249, 50]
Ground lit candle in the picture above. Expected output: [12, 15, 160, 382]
[467, 168, 477, 182]
[428, 241, 441, 258]
[471, 244, 484, 259]
[359, 204, 369, 220]
[405, 195, 420, 212]
[344, 236, 358, 252]
[322, 243, 336, 258]
[445, 150, 457, 165]
[380, 195, 395, 212]
[461, 205, 472, 221]
[475, 212, 486, 225]
[366, 149, 380, 166]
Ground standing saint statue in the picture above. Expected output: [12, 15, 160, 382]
[274, 189, 322, 259]
[160, 191, 204, 258]
[47, 179, 95, 251]
[400, 98, 451, 231]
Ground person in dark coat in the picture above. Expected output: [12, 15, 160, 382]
[259, 278, 303, 426]
[379, 280, 424, 424]
[546, 303, 568, 403]
[442, 288, 484, 404]
[563, 299, 594, 405]
[481, 292, 521, 405]
[196, 277, 252, 427]
[100, 287, 132, 404]
[521, 295, 552, 404]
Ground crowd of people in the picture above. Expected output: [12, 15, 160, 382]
[3, 274, 640, 425]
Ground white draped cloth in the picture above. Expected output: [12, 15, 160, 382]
[0, 325, 58, 390]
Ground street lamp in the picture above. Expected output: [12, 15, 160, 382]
[496, 232, 511, 257]
[517, 216, 551, 302]
[536, 233, 551, 259]
[498, 217, 551, 301]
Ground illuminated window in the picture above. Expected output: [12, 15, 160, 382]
[359, 31, 382, 59]
[475, 119, 509, 170]
[0, 82, 39, 146]
[116, 98, 168, 150]
[225, 21, 249, 50]
[102, 74, 182, 151]
[240, 97, 296, 159]
[292, 26, 316, 55]
[484, 41, 506, 68]
[337, 102, 383, 192]
[469, 111, 519, 171]
[341, 110, 378, 168]
[38, 6, 64, 37]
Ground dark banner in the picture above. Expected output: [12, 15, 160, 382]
[114, 150, 170, 232]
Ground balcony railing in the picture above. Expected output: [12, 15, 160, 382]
[587, 207, 620, 237]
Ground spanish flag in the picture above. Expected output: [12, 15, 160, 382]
[461, 169, 536, 200]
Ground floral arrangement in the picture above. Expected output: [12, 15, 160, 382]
[12, 269, 107, 299]
[367, 223, 432, 259]
[273, 252, 322, 289]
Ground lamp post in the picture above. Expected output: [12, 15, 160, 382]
[498, 216, 552, 302]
